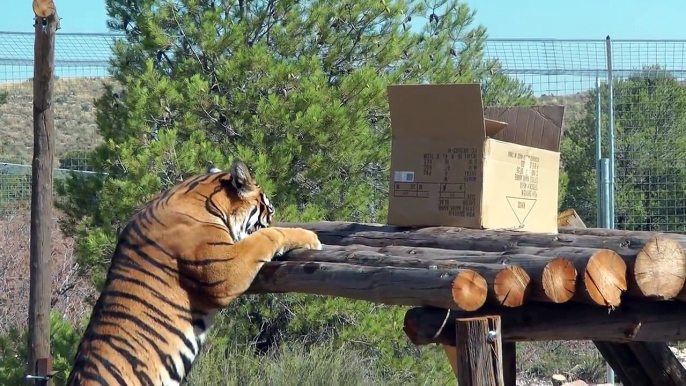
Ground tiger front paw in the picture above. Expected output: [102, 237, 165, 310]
[290, 228, 323, 251]
[267, 227, 323, 258]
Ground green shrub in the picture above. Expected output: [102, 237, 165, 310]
[0, 312, 83, 386]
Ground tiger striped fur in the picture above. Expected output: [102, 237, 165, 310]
[66, 159, 322, 386]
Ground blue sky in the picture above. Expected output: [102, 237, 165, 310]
[2, 0, 686, 94]
[2, 0, 685, 38]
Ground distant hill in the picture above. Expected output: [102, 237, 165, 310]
[538, 91, 589, 131]
[0, 77, 113, 165]
[0, 77, 591, 165]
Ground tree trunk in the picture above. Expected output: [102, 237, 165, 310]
[29, 6, 58, 385]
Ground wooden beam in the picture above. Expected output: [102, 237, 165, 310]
[281, 244, 579, 304]
[557, 208, 587, 229]
[403, 300, 686, 344]
[456, 316, 504, 386]
[559, 226, 686, 241]
[249, 244, 632, 308]
[249, 260, 489, 311]
[28, 1, 58, 385]
[442, 345, 459, 378]
[557, 209, 686, 386]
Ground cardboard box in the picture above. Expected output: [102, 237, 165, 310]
[386, 83, 565, 233]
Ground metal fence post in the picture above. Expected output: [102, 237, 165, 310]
[599, 158, 616, 384]
[599, 158, 612, 229]
[605, 35, 616, 230]
[604, 35, 617, 385]
[595, 77, 603, 228]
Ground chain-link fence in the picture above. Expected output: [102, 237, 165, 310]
[2, 33, 686, 231]
[0, 32, 686, 232]
[0, 32, 686, 226]
[486, 38, 686, 234]
[2, 31, 686, 383]
[609, 41, 686, 233]
[0, 32, 120, 215]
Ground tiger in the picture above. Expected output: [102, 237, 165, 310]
[66, 159, 322, 386]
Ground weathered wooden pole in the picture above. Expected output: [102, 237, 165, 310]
[27, 0, 58, 385]
[456, 316, 505, 386]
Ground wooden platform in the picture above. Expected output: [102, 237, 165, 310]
[245, 209, 686, 385]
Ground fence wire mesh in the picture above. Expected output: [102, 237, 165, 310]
[0, 32, 121, 215]
[2, 31, 686, 383]
[1, 33, 686, 233]
[609, 41, 686, 233]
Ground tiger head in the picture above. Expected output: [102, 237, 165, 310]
[206, 159, 275, 242]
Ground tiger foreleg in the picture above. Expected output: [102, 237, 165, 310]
[191, 227, 322, 307]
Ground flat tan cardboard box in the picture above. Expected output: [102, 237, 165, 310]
[386, 83, 565, 233]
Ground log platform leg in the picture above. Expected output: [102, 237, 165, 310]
[502, 342, 516, 386]
[442, 345, 458, 380]
[440, 322, 515, 385]
[594, 341, 686, 386]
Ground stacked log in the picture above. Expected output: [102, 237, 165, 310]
[245, 218, 686, 342]
[244, 210, 686, 386]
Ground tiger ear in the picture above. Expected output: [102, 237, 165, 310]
[229, 159, 255, 196]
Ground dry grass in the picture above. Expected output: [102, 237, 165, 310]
[0, 77, 113, 164]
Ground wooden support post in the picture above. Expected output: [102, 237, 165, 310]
[456, 316, 504, 386]
[428, 307, 459, 381]
[502, 342, 516, 386]
[27, 0, 58, 385]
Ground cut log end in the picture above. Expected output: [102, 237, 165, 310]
[551, 374, 567, 386]
[493, 265, 531, 307]
[32, 0, 57, 18]
[583, 249, 627, 307]
[635, 236, 686, 300]
[541, 257, 577, 303]
[451, 269, 487, 311]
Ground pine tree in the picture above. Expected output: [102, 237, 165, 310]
[57, 0, 535, 381]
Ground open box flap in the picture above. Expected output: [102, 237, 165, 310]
[484, 118, 508, 137]
[483, 106, 565, 152]
[387, 83, 488, 140]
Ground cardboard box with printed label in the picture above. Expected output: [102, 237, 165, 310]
[386, 83, 565, 233]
